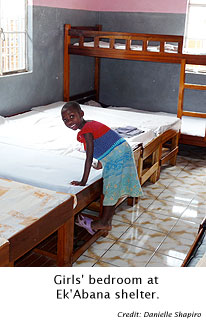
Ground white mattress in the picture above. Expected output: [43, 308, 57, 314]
[0, 101, 156, 155]
[32, 101, 181, 136]
[0, 103, 80, 155]
[95, 106, 181, 135]
[0, 142, 102, 194]
[0, 102, 181, 194]
[181, 116, 206, 137]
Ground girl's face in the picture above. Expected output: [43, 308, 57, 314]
[62, 108, 84, 130]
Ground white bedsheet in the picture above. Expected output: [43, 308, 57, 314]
[32, 102, 181, 136]
[0, 142, 102, 194]
[0, 103, 81, 155]
[82, 105, 181, 135]
[0, 102, 156, 155]
[0, 102, 182, 194]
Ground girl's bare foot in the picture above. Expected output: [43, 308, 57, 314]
[91, 220, 112, 231]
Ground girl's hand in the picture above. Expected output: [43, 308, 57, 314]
[70, 180, 86, 186]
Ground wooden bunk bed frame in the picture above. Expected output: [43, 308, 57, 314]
[63, 24, 190, 184]
[182, 217, 206, 267]
[178, 59, 206, 147]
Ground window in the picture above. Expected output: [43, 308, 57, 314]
[0, 0, 29, 75]
[183, 0, 206, 73]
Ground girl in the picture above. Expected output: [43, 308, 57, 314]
[61, 101, 142, 234]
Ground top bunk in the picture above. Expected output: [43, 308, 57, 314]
[65, 24, 206, 65]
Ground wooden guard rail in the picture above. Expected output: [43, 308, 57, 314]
[68, 28, 183, 54]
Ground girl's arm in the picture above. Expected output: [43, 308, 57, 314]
[71, 132, 94, 186]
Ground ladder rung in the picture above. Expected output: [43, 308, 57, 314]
[184, 83, 206, 91]
[182, 111, 206, 118]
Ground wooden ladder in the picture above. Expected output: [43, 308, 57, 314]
[177, 59, 206, 146]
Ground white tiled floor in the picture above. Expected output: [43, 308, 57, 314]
[73, 145, 206, 267]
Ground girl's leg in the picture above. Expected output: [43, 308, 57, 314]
[91, 205, 115, 231]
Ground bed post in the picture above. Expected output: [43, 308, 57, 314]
[177, 59, 186, 119]
[64, 24, 71, 102]
[94, 25, 102, 101]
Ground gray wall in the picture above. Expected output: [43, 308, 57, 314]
[99, 12, 206, 114]
[0, 6, 98, 116]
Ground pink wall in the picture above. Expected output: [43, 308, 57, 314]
[33, 0, 99, 11]
[33, 0, 187, 14]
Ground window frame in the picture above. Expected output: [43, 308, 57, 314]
[0, 0, 30, 76]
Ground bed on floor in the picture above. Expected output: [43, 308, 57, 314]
[0, 103, 145, 266]
[182, 218, 206, 267]
[0, 97, 181, 265]
[0, 237, 9, 266]
[64, 24, 206, 149]
[0, 100, 180, 186]
[0, 178, 75, 266]
[0, 167, 105, 266]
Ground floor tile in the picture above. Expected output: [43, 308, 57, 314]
[99, 241, 153, 267]
[147, 199, 187, 218]
[119, 224, 167, 251]
[73, 255, 97, 267]
[107, 220, 131, 240]
[142, 182, 165, 199]
[168, 179, 206, 193]
[176, 155, 190, 167]
[134, 211, 178, 233]
[190, 193, 206, 205]
[146, 253, 183, 267]
[160, 165, 183, 177]
[157, 188, 196, 205]
[156, 236, 192, 260]
[168, 219, 199, 241]
[181, 205, 206, 224]
[93, 260, 119, 267]
[83, 237, 116, 260]
[113, 204, 143, 224]
[113, 197, 155, 224]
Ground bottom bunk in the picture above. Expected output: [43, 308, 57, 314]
[179, 116, 206, 147]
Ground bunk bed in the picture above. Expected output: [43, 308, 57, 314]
[64, 24, 206, 150]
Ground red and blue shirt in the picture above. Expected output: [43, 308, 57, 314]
[77, 121, 125, 160]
